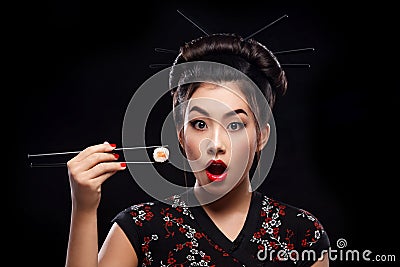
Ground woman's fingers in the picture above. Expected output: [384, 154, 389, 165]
[84, 162, 127, 185]
[73, 142, 117, 163]
[67, 142, 126, 186]
[67, 142, 127, 212]
[70, 151, 121, 174]
[70, 162, 125, 195]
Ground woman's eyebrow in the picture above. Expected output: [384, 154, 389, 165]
[189, 106, 210, 116]
[223, 109, 248, 118]
[189, 106, 248, 118]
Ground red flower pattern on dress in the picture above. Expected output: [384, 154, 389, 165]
[128, 195, 242, 266]
[120, 194, 328, 266]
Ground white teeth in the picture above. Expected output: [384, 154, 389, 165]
[153, 147, 169, 162]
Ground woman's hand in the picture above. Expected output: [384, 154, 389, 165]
[67, 142, 126, 213]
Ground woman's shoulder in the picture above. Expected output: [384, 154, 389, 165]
[256, 192, 330, 249]
[259, 193, 325, 224]
[112, 194, 193, 225]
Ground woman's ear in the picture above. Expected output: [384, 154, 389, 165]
[177, 129, 184, 148]
[177, 129, 188, 157]
[257, 123, 270, 151]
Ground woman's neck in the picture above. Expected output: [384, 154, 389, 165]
[194, 178, 253, 214]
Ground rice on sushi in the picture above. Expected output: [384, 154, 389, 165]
[153, 147, 169, 162]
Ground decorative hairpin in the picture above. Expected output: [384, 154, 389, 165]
[150, 10, 314, 69]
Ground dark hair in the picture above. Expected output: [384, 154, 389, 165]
[170, 33, 287, 129]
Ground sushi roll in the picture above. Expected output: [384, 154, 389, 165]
[153, 146, 169, 163]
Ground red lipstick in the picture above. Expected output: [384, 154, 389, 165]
[206, 159, 227, 182]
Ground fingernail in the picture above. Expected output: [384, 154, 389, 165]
[120, 162, 127, 168]
[113, 153, 119, 159]
[110, 144, 117, 148]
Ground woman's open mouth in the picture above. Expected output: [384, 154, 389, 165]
[205, 159, 227, 182]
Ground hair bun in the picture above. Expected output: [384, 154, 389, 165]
[171, 33, 287, 108]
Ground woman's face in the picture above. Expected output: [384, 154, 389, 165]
[180, 82, 267, 196]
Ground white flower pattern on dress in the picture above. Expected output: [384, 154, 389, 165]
[250, 196, 325, 263]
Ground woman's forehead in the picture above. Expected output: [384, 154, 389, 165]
[187, 82, 251, 116]
[190, 82, 248, 103]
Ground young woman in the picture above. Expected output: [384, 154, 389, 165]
[65, 33, 330, 266]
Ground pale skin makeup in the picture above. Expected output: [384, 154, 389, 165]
[64, 82, 329, 267]
[180, 82, 267, 200]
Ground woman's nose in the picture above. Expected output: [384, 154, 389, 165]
[206, 126, 227, 156]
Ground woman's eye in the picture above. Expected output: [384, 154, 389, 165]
[190, 120, 207, 130]
[227, 122, 245, 131]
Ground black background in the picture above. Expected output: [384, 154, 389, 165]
[16, 0, 398, 266]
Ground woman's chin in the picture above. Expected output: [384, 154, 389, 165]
[194, 174, 241, 197]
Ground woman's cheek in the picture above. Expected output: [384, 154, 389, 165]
[230, 131, 257, 159]
[230, 140, 251, 168]
[231, 130, 255, 150]
[184, 136, 202, 161]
